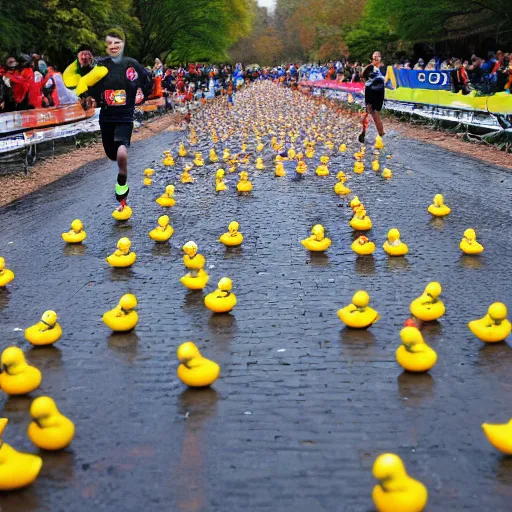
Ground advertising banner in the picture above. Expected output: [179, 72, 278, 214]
[391, 68, 452, 90]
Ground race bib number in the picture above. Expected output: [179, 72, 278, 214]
[104, 90, 127, 106]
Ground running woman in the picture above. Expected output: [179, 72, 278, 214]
[359, 51, 386, 144]
[69, 29, 152, 210]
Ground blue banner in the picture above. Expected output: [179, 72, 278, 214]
[393, 69, 452, 90]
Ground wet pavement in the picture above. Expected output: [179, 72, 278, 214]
[1, 111, 512, 511]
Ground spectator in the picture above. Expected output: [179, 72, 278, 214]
[3, 56, 30, 111]
[413, 58, 425, 70]
[451, 59, 470, 95]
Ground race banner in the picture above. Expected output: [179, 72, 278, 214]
[391, 68, 452, 90]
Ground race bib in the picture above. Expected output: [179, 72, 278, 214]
[104, 90, 127, 106]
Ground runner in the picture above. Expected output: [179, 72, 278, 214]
[359, 51, 386, 144]
[67, 29, 152, 210]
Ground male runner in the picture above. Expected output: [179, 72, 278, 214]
[72, 29, 152, 209]
[359, 51, 386, 144]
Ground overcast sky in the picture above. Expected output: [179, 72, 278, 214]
[257, 0, 276, 12]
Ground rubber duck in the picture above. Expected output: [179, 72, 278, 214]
[215, 169, 227, 192]
[0, 418, 42, 490]
[325, 140, 334, 150]
[163, 154, 175, 166]
[372, 160, 380, 172]
[383, 228, 408, 256]
[256, 157, 265, 170]
[275, 154, 286, 163]
[209, 148, 218, 162]
[334, 172, 351, 195]
[156, 185, 176, 207]
[337, 290, 380, 328]
[396, 325, 437, 372]
[338, 143, 346, 152]
[176, 342, 220, 387]
[204, 277, 237, 313]
[350, 207, 372, 231]
[275, 162, 286, 177]
[219, 221, 243, 247]
[301, 224, 332, 252]
[180, 241, 209, 290]
[320, 155, 329, 164]
[305, 146, 315, 158]
[296, 160, 307, 174]
[351, 235, 375, 255]
[460, 228, 483, 254]
[149, 215, 174, 242]
[354, 161, 364, 174]
[106, 237, 136, 268]
[374, 135, 384, 150]
[482, 419, 512, 454]
[181, 166, 195, 183]
[0, 347, 41, 395]
[28, 397, 75, 451]
[468, 302, 511, 343]
[241, 142, 247, 152]
[350, 196, 362, 212]
[382, 168, 393, 179]
[428, 194, 451, 217]
[143, 168, 154, 186]
[223, 148, 231, 161]
[178, 143, 187, 157]
[288, 148, 296, 159]
[102, 293, 138, 331]
[112, 203, 132, 221]
[0, 257, 15, 287]
[316, 163, 329, 176]
[189, 135, 198, 146]
[410, 282, 445, 321]
[62, 219, 87, 244]
[24, 310, 62, 346]
[372, 453, 428, 512]
[237, 171, 253, 192]
[256, 142, 264, 152]
[193, 152, 204, 166]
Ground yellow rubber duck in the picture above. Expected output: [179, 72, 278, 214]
[288, 148, 296, 159]
[180, 241, 209, 290]
[149, 215, 174, 242]
[382, 168, 393, 179]
[372, 160, 380, 172]
[301, 224, 332, 252]
[275, 162, 286, 177]
[223, 148, 231, 161]
[25, 310, 62, 346]
[334, 172, 350, 195]
[468, 302, 511, 343]
[256, 142, 264, 152]
[193, 152, 204, 166]
[112, 203, 132, 221]
[296, 160, 307, 174]
[102, 293, 138, 331]
[178, 143, 187, 157]
[215, 169, 227, 192]
[241, 142, 247, 152]
[337, 290, 380, 329]
[163, 154, 175, 166]
[320, 155, 329, 164]
[255, 157, 265, 170]
[316, 163, 329, 176]
[0, 418, 42, 490]
[482, 419, 512, 454]
[143, 168, 154, 186]
[374, 135, 384, 150]
[209, 148, 218, 162]
[28, 396, 75, 451]
[351, 235, 375, 255]
[219, 221, 243, 247]
[460, 228, 483, 254]
[237, 171, 253, 192]
[428, 193, 451, 217]
[0, 257, 15, 287]
[372, 453, 428, 512]
[176, 342, 220, 387]
[410, 282, 445, 321]
[338, 143, 347, 152]
[325, 140, 334, 150]
[204, 277, 237, 313]
[396, 325, 438, 372]
[156, 185, 176, 207]
[106, 237, 136, 268]
[0, 347, 41, 395]
[350, 207, 372, 231]
[275, 154, 286, 163]
[181, 166, 195, 183]
[305, 146, 315, 158]
[383, 228, 408, 256]
[62, 219, 86, 244]
[354, 161, 364, 174]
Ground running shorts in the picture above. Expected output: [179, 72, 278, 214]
[365, 87, 385, 112]
[99, 122, 133, 161]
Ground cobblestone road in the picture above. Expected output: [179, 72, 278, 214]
[1, 112, 512, 511]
